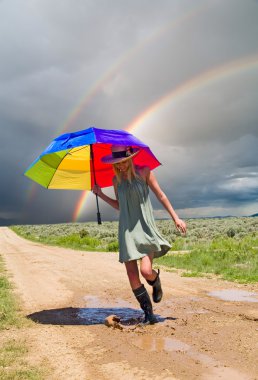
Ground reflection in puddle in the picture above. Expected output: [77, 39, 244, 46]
[78, 295, 142, 325]
[84, 296, 134, 309]
[208, 289, 258, 302]
[78, 295, 165, 325]
[78, 307, 143, 325]
[133, 336, 190, 352]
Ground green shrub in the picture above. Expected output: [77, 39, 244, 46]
[227, 228, 236, 238]
[79, 229, 89, 238]
[107, 241, 119, 252]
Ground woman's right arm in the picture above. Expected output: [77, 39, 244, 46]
[92, 180, 119, 210]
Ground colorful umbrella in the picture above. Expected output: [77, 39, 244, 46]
[24, 127, 161, 223]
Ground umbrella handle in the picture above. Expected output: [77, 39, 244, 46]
[91, 145, 102, 225]
[95, 194, 102, 225]
[97, 211, 102, 225]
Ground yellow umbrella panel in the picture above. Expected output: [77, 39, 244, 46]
[25, 146, 92, 190]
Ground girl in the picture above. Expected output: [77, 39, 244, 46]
[93, 145, 186, 324]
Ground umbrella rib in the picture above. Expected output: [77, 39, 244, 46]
[67, 146, 87, 155]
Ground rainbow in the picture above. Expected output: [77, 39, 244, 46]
[25, 182, 38, 203]
[127, 53, 258, 133]
[73, 53, 258, 221]
[55, 2, 208, 137]
[72, 190, 89, 222]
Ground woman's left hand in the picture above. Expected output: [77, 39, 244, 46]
[174, 218, 187, 234]
[92, 184, 102, 197]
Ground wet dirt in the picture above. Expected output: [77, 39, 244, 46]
[132, 335, 251, 380]
[133, 336, 190, 352]
[208, 289, 258, 302]
[0, 227, 258, 380]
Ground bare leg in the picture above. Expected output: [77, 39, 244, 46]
[124, 260, 142, 290]
[141, 254, 163, 303]
[140, 253, 157, 282]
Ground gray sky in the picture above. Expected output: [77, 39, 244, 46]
[0, 0, 258, 225]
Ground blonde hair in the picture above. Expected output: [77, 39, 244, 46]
[113, 159, 137, 184]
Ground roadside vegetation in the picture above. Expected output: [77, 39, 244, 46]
[11, 217, 258, 283]
[0, 255, 46, 379]
[156, 234, 258, 283]
[0, 257, 21, 331]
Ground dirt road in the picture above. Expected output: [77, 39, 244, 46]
[0, 227, 257, 380]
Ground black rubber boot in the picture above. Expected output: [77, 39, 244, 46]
[133, 284, 157, 324]
[147, 269, 163, 303]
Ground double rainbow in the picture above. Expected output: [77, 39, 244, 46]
[73, 53, 258, 221]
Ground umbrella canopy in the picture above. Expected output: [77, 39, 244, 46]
[24, 127, 161, 190]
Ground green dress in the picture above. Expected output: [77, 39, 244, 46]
[117, 174, 171, 263]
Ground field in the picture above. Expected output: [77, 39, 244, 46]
[11, 217, 258, 283]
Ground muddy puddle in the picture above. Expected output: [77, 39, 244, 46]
[28, 295, 167, 326]
[208, 289, 258, 302]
